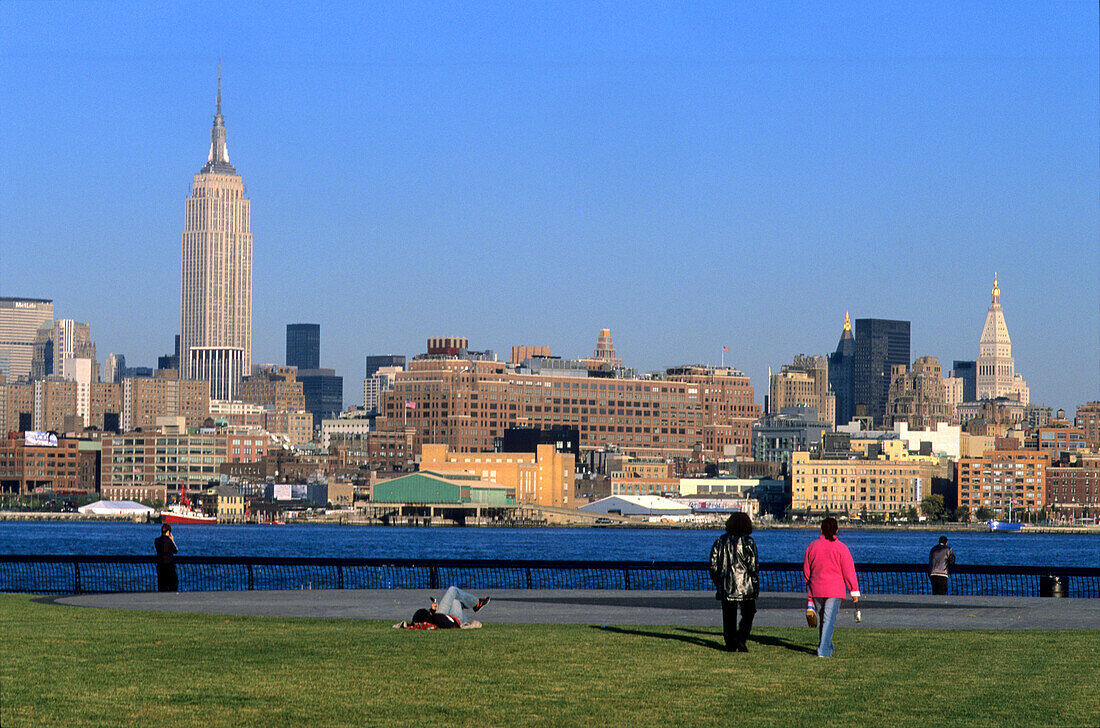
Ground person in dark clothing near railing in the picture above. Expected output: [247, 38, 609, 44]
[928, 536, 956, 595]
[154, 523, 178, 592]
[709, 512, 759, 652]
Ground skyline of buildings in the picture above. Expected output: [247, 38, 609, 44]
[0, 73, 1088, 421]
[5, 6, 1096, 418]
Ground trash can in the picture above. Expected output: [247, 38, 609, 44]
[1039, 575, 1067, 598]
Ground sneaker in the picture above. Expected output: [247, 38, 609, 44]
[805, 602, 818, 628]
[473, 596, 491, 612]
[392, 621, 407, 629]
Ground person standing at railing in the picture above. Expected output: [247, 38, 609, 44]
[153, 523, 178, 592]
[928, 536, 956, 595]
[803, 517, 860, 658]
[709, 512, 759, 652]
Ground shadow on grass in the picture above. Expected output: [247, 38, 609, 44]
[591, 625, 817, 655]
[591, 624, 726, 651]
[677, 627, 817, 655]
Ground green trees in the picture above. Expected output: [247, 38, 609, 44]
[920, 494, 945, 521]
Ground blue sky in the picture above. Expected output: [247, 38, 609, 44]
[2, 2, 1097, 410]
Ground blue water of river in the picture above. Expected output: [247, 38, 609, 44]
[0, 522, 1097, 567]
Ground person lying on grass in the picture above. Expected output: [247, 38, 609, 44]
[394, 586, 491, 630]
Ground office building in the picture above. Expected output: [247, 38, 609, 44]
[262, 409, 314, 447]
[158, 336, 180, 372]
[884, 356, 951, 429]
[1, 378, 77, 433]
[510, 346, 551, 364]
[853, 317, 910, 426]
[363, 365, 403, 414]
[286, 324, 320, 371]
[363, 356, 406, 413]
[420, 442, 574, 508]
[975, 275, 1028, 405]
[752, 406, 830, 473]
[791, 450, 934, 516]
[581, 329, 624, 371]
[768, 354, 835, 426]
[1032, 425, 1087, 454]
[0, 297, 53, 382]
[180, 70, 253, 398]
[828, 313, 856, 427]
[951, 361, 977, 403]
[105, 354, 125, 384]
[365, 355, 405, 378]
[1076, 402, 1100, 448]
[609, 458, 680, 497]
[299, 368, 343, 428]
[238, 365, 305, 411]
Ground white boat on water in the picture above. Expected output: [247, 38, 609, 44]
[988, 520, 1023, 532]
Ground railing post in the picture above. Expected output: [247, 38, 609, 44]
[429, 566, 439, 590]
[623, 567, 631, 590]
[338, 565, 344, 590]
[73, 560, 81, 595]
[525, 567, 533, 589]
[247, 564, 254, 591]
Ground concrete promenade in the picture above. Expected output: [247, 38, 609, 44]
[53, 589, 1100, 630]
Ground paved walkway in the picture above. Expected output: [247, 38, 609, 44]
[52, 590, 1100, 629]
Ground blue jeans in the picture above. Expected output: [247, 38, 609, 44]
[437, 586, 478, 623]
[812, 598, 842, 657]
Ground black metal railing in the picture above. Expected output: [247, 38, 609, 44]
[1, 555, 1097, 598]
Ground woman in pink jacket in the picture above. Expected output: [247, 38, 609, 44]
[803, 517, 860, 657]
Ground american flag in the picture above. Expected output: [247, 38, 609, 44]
[722, 346, 729, 352]
[404, 400, 416, 409]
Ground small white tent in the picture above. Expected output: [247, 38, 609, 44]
[579, 495, 693, 517]
[77, 500, 155, 516]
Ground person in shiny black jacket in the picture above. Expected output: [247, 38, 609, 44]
[709, 512, 759, 652]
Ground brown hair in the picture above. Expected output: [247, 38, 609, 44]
[820, 517, 839, 541]
[726, 512, 753, 537]
[161, 523, 172, 535]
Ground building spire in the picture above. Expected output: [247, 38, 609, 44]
[843, 311, 851, 332]
[201, 62, 234, 174]
[991, 273, 1000, 304]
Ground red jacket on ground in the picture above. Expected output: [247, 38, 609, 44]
[803, 535, 861, 599]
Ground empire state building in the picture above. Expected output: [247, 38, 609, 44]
[180, 70, 252, 400]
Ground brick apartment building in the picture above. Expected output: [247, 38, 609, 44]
[0, 434, 85, 496]
[1047, 454, 1100, 520]
[378, 359, 759, 461]
[957, 448, 1049, 517]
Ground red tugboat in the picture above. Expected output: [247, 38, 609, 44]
[160, 486, 216, 525]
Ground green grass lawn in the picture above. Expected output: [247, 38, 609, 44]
[2, 594, 1097, 728]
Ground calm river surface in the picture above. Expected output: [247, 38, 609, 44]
[0, 522, 1098, 567]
